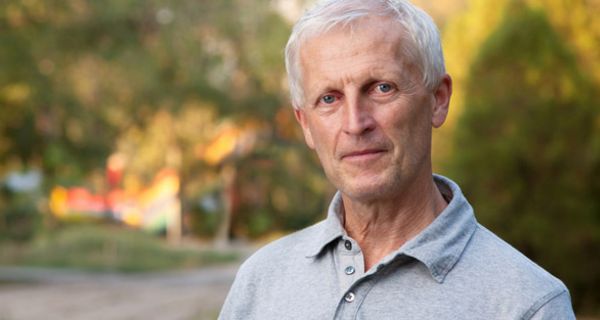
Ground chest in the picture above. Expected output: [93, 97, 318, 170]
[252, 257, 523, 320]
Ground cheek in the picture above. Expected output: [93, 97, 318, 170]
[403, 95, 432, 127]
[314, 131, 335, 158]
[380, 101, 431, 148]
[300, 115, 327, 150]
[314, 132, 344, 172]
[404, 106, 434, 160]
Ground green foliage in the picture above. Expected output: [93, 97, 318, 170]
[0, 0, 329, 244]
[449, 3, 600, 313]
[233, 145, 331, 239]
[0, 0, 290, 173]
[0, 189, 41, 242]
[0, 224, 238, 272]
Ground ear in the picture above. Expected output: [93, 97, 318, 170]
[294, 108, 315, 149]
[431, 74, 452, 128]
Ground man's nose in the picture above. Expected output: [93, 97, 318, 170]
[342, 96, 376, 136]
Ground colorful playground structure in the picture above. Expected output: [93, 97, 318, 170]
[49, 168, 180, 233]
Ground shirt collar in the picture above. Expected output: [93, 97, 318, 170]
[398, 175, 477, 282]
[304, 174, 478, 283]
[304, 191, 346, 258]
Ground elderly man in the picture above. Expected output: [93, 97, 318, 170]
[220, 0, 575, 319]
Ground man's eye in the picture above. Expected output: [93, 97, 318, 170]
[376, 83, 393, 93]
[321, 95, 337, 104]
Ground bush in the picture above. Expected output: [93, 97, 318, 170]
[448, 3, 600, 313]
[0, 224, 238, 272]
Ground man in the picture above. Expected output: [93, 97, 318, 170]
[220, 0, 575, 319]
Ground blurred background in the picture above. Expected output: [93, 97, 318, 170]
[0, 0, 598, 318]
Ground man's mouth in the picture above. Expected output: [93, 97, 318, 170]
[341, 149, 387, 161]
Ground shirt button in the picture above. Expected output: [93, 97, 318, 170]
[344, 292, 356, 303]
[344, 240, 352, 251]
[344, 266, 355, 275]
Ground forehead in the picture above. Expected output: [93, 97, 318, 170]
[301, 16, 405, 60]
[298, 17, 414, 91]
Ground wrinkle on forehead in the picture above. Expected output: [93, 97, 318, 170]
[299, 18, 422, 101]
[302, 17, 402, 57]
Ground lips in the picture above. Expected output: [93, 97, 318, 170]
[340, 148, 387, 160]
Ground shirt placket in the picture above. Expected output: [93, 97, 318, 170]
[333, 236, 373, 319]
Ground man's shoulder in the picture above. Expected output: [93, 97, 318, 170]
[236, 220, 327, 277]
[464, 224, 568, 298]
[220, 220, 339, 319]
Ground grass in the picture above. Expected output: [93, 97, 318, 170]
[0, 225, 238, 272]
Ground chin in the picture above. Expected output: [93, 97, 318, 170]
[327, 167, 404, 201]
[339, 180, 398, 202]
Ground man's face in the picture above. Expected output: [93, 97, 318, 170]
[294, 17, 450, 202]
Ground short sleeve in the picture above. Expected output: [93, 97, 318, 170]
[527, 290, 576, 320]
[218, 262, 257, 320]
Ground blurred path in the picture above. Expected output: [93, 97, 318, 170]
[0, 263, 241, 320]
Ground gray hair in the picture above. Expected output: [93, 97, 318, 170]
[284, 0, 446, 109]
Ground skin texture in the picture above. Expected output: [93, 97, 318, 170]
[294, 17, 453, 270]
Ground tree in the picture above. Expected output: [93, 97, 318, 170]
[438, 0, 600, 170]
[1, 0, 332, 245]
[449, 2, 600, 313]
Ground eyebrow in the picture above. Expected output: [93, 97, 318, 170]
[307, 69, 407, 96]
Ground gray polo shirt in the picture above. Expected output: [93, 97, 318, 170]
[219, 175, 575, 319]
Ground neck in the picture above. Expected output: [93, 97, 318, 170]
[342, 174, 447, 271]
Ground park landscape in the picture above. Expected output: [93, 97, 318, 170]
[1, 0, 599, 318]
